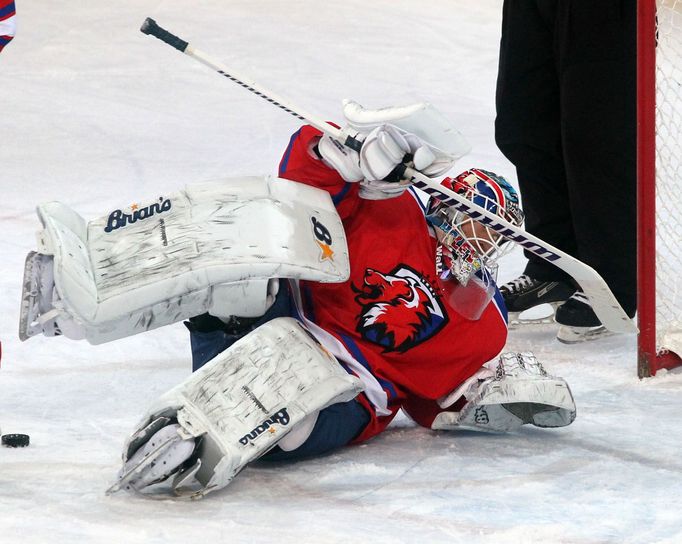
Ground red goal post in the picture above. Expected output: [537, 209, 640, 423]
[637, 0, 682, 377]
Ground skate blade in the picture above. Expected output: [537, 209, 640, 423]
[556, 325, 614, 344]
[508, 302, 562, 330]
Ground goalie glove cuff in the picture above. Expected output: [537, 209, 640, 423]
[317, 134, 363, 183]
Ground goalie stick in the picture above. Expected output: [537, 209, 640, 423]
[139, 18, 637, 335]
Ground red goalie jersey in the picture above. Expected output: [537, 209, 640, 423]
[0, 1, 16, 52]
[278, 125, 508, 441]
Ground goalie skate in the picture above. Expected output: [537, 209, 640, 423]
[19, 251, 60, 341]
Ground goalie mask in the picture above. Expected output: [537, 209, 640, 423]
[448, 168, 523, 257]
[426, 168, 524, 320]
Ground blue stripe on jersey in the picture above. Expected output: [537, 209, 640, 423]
[472, 268, 508, 326]
[492, 285, 508, 324]
[338, 332, 398, 401]
[0, 36, 11, 46]
[332, 181, 352, 206]
[278, 128, 302, 176]
[0, 2, 15, 19]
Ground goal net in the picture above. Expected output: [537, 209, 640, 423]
[638, 0, 682, 376]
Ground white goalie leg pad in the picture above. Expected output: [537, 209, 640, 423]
[19, 176, 349, 344]
[431, 352, 576, 433]
[109, 317, 363, 499]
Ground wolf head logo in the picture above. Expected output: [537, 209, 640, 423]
[353, 265, 448, 352]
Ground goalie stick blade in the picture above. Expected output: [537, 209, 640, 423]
[559, 271, 637, 335]
[411, 177, 637, 335]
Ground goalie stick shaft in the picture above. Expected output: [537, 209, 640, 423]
[140, 18, 353, 147]
[140, 18, 637, 335]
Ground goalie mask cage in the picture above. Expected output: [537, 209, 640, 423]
[638, 0, 682, 377]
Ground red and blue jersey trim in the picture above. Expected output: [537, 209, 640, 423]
[337, 332, 399, 402]
[278, 128, 302, 176]
[0, 0, 16, 52]
[0, 1, 15, 21]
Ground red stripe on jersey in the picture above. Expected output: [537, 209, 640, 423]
[0, 0, 15, 22]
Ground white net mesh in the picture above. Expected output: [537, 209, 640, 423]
[656, 1, 682, 352]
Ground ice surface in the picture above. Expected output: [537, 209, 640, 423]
[2, 1, 681, 543]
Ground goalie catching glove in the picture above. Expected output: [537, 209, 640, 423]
[317, 100, 471, 200]
[430, 352, 576, 432]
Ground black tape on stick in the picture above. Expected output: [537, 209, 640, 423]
[140, 18, 189, 53]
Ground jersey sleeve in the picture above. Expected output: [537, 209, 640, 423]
[278, 125, 359, 220]
[0, 0, 16, 52]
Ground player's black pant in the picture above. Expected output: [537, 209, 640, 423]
[495, 0, 636, 316]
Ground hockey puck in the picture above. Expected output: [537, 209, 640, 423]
[2, 434, 30, 448]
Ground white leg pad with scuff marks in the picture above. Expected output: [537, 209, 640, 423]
[109, 317, 363, 499]
[19, 176, 349, 344]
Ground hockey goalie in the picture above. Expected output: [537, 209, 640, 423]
[19, 101, 576, 499]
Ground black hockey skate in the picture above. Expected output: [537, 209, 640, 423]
[555, 291, 613, 344]
[500, 274, 576, 329]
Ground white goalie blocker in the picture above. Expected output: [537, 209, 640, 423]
[19, 176, 349, 344]
[107, 317, 364, 499]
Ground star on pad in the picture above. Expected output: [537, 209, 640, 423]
[316, 240, 334, 261]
